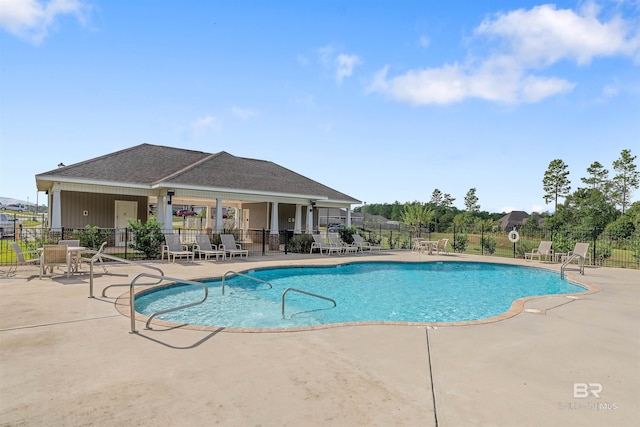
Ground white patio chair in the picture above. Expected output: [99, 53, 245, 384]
[220, 234, 248, 258]
[7, 242, 41, 276]
[194, 234, 226, 261]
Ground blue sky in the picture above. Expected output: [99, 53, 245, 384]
[1, 0, 639, 213]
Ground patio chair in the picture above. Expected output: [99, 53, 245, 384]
[310, 234, 342, 255]
[560, 243, 590, 274]
[161, 234, 194, 263]
[220, 234, 248, 259]
[58, 240, 82, 271]
[7, 242, 41, 276]
[411, 238, 424, 253]
[328, 233, 358, 254]
[351, 234, 381, 252]
[524, 241, 553, 261]
[81, 241, 109, 273]
[194, 234, 226, 261]
[432, 238, 449, 255]
[40, 244, 71, 278]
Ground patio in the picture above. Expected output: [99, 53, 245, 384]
[0, 252, 638, 426]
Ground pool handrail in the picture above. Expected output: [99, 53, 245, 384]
[221, 270, 272, 295]
[281, 287, 336, 318]
[560, 253, 585, 279]
[89, 253, 164, 298]
[128, 272, 208, 333]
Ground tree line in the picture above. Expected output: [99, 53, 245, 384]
[355, 149, 639, 236]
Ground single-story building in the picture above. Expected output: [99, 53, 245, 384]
[498, 210, 543, 231]
[35, 143, 360, 246]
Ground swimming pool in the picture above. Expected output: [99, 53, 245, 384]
[134, 261, 587, 330]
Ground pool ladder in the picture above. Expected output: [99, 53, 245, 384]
[560, 254, 585, 280]
[129, 272, 209, 334]
[281, 288, 336, 319]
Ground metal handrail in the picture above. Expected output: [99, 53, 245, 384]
[281, 287, 336, 318]
[560, 254, 585, 279]
[129, 272, 208, 333]
[89, 253, 164, 298]
[221, 270, 272, 295]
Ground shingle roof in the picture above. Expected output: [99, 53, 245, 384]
[36, 143, 360, 203]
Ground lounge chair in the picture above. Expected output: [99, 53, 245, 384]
[40, 244, 71, 278]
[432, 238, 449, 255]
[81, 241, 109, 273]
[7, 242, 41, 276]
[560, 243, 590, 274]
[351, 234, 381, 252]
[328, 233, 359, 254]
[194, 234, 226, 261]
[161, 234, 194, 263]
[310, 234, 342, 255]
[220, 234, 248, 259]
[524, 241, 553, 261]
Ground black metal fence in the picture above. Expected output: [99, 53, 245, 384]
[1, 224, 638, 270]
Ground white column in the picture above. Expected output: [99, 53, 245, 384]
[157, 196, 166, 224]
[205, 205, 211, 229]
[215, 198, 223, 232]
[164, 198, 173, 231]
[346, 208, 352, 228]
[306, 205, 314, 233]
[270, 202, 279, 234]
[294, 204, 302, 234]
[51, 189, 62, 229]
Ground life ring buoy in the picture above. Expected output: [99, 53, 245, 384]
[508, 230, 520, 243]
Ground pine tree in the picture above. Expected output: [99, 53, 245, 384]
[543, 159, 571, 212]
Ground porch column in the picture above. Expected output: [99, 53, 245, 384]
[215, 198, 223, 232]
[157, 196, 166, 225]
[269, 202, 279, 250]
[306, 205, 313, 234]
[164, 198, 173, 231]
[294, 204, 302, 234]
[205, 205, 211, 230]
[51, 189, 61, 229]
[346, 208, 352, 228]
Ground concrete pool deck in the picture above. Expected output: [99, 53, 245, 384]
[1, 251, 638, 426]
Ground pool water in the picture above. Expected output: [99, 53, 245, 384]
[135, 262, 586, 329]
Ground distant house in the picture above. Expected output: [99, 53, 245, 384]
[35, 143, 360, 246]
[498, 211, 542, 231]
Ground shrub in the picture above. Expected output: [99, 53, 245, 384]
[288, 234, 314, 254]
[75, 225, 111, 250]
[127, 216, 164, 259]
[481, 235, 497, 255]
[453, 233, 468, 253]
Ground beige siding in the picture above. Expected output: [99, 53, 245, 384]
[61, 191, 148, 229]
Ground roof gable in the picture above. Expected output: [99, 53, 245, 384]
[36, 144, 359, 203]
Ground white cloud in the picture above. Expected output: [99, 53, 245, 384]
[230, 107, 257, 120]
[187, 115, 221, 140]
[315, 44, 361, 85]
[367, 2, 640, 105]
[335, 53, 361, 84]
[0, 0, 90, 44]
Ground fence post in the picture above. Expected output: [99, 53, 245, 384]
[592, 226, 597, 266]
[262, 229, 266, 256]
[389, 230, 393, 249]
